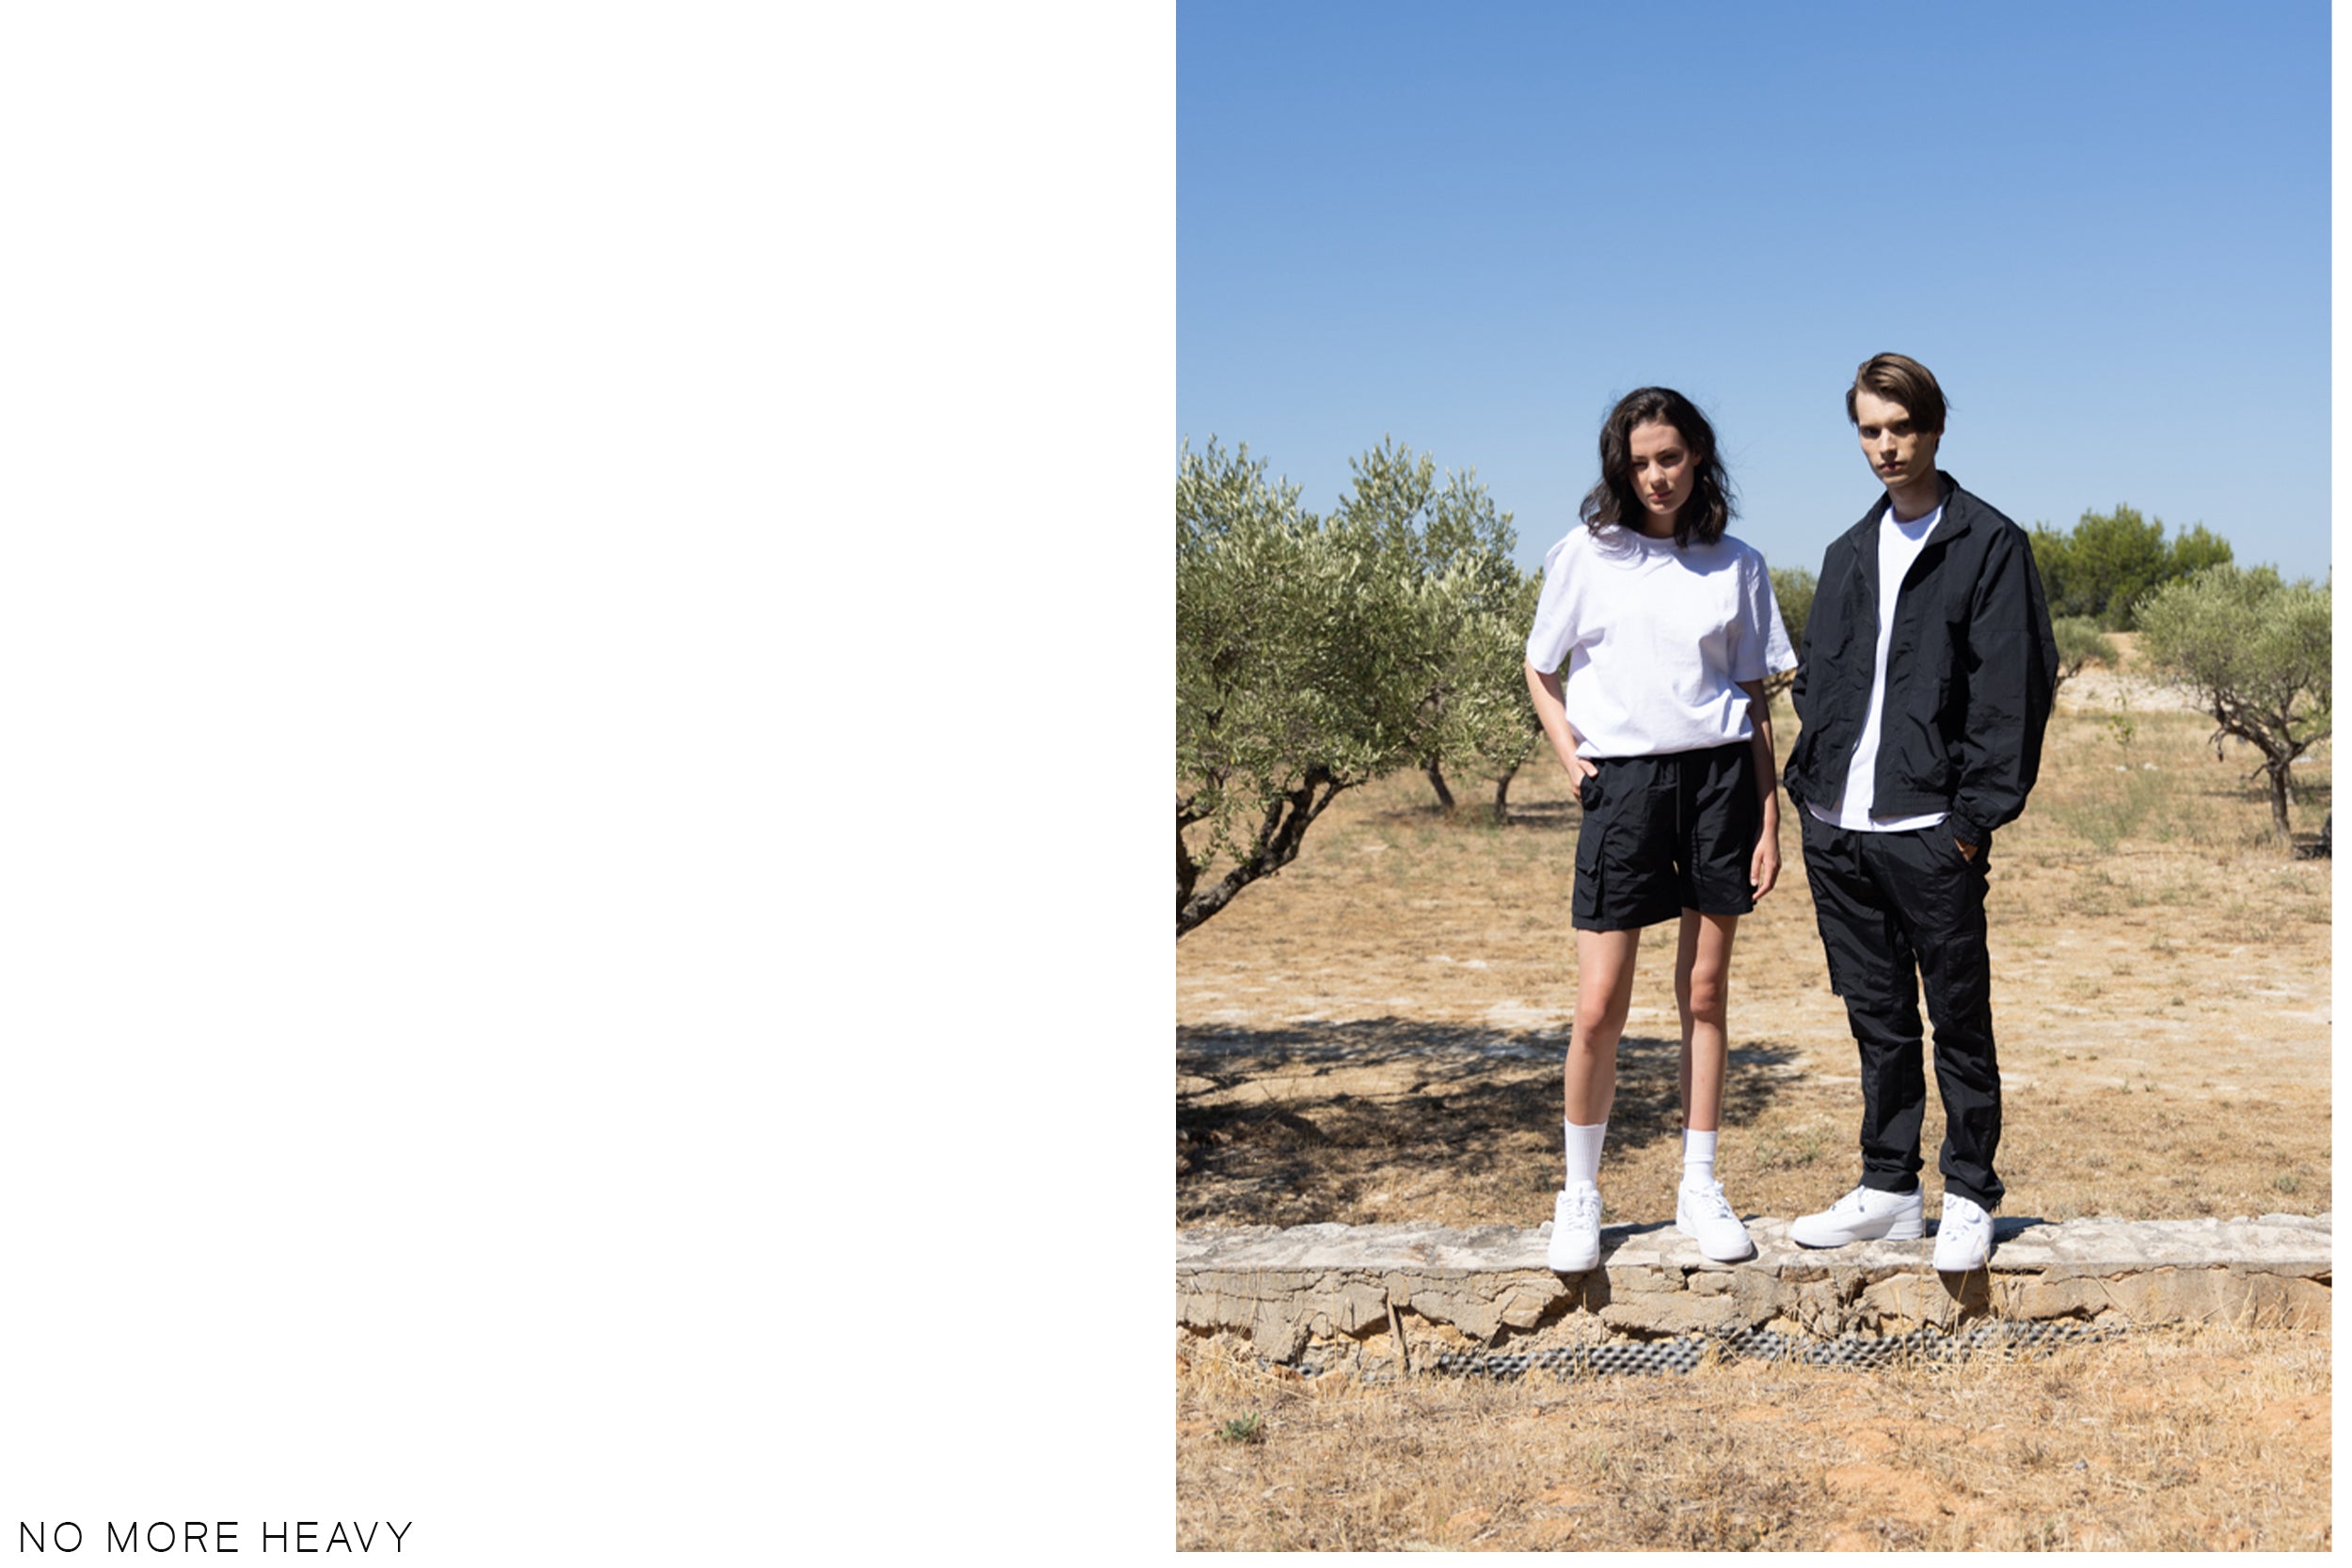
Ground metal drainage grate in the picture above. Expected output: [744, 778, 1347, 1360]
[1306, 1320, 2127, 1381]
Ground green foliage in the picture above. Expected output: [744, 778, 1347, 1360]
[1463, 573, 1549, 785]
[1769, 565, 1817, 651]
[1178, 439, 1414, 855]
[1216, 1413, 1264, 1444]
[1329, 439, 1536, 809]
[2137, 563, 2329, 842]
[1177, 436, 1528, 931]
[2030, 505, 2234, 628]
[2050, 616, 2118, 692]
[2168, 522, 2233, 578]
[1764, 567, 1817, 696]
[1335, 436, 1517, 601]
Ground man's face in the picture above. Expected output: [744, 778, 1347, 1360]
[1852, 388, 1941, 493]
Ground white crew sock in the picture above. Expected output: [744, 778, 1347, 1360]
[1563, 1119, 1606, 1188]
[1682, 1129, 1718, 1187]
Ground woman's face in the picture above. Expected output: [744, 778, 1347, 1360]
[1627, 420, 1696, 532]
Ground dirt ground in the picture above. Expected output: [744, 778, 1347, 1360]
[1175, 644, 2330, 1549]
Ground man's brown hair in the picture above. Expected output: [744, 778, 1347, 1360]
[1845, 353, 1947, 433]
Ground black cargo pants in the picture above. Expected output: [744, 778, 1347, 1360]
[1799, 813, 2003, 1212]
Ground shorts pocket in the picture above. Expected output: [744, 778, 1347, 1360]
[1575, 768, 1606, 876]
[1576, 814, 1604, 877]
[1574, 783, 1607, 900]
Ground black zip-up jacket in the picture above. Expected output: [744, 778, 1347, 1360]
[1785, 473, 2058, 851]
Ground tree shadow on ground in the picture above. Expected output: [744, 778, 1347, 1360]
[1369, 799, 1581, 831]
[1177, 1019, 1799, 1229]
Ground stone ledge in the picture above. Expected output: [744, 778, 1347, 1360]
[1176, 1213, 2330, 1364]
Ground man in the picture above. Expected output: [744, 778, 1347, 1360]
[1782, 353, 2057, 1272]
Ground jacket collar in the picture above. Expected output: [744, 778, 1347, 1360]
[1846, 473, 1970, 616]
[1863, 472, 1976, 540]
[1856, 472, 1973, 546]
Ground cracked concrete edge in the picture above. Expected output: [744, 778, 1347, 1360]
[1175, 1213, 2331, 1358]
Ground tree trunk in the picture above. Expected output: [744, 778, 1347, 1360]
[1177, 795, 1208, 916]
[2266, 757, 2294, 844]
[1178, 769, 1348, 937]
[1423, 755, 1456, 816]
[1492, 761, 1519, 824]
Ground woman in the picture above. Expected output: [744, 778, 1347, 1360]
[1522, 387, 1793, 1268]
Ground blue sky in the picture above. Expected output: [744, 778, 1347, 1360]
[1179, 0, 2329, 584]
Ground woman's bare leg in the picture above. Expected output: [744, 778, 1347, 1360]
[1675, 910, 1740, 1132]
[1567, 928, 1644, 1125]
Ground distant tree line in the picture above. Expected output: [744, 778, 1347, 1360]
[1777, 508, 2208, 696]
[2029, 504, 2233, 628]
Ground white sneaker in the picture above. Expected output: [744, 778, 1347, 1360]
[1675, 1179, 1755, 1262]
[1547, 1183, 1602, 1272]
[1933, 1193, 1994, 1272]
[1788, 1182, 1925, 1247]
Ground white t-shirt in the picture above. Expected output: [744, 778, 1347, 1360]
[1523, 524, 1795, 758]
[1809, 503, 1950, 832]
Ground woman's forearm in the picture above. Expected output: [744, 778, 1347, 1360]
[1525, 662, 1589, 776]
[1739, 679, 1779, 824]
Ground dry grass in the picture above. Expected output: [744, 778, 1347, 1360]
[1174, 642, 2329, 1549]
[1176, 1325, 2330, 1550]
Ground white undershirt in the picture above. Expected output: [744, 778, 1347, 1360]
[1809, 503, 1949, 832]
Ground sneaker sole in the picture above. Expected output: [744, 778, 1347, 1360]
[1788, 1216, 1925, 1247]
[1675, 1216, 1756, 1263]
[1933, 1242, 1993, 1272]
[1546, 1224, 1600, 1272]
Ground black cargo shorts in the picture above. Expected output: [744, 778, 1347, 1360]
[1571, 740, 1761, 932]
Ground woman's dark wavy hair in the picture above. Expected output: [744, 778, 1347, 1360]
[1579, 386, 1734, 548]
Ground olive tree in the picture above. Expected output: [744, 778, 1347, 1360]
[1177, 440, 1430, 935]
[2137, 564, 2330, 843]
[2049, 616, 2118, 694]
[1327, 439, 1528, 816]
[1461, 572, 1548, 821]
